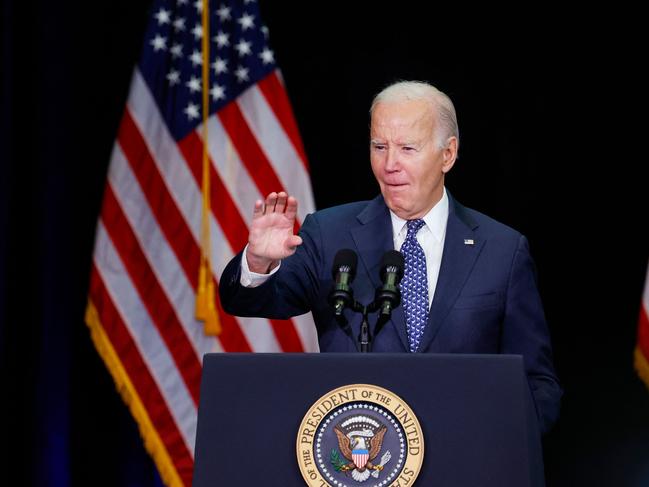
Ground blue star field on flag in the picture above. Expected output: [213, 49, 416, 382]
[139, 0, 276, 140]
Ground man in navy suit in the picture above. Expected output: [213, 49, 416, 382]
[220, 81, 561, 434]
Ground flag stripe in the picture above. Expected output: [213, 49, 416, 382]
[85, 300, 186, 487]
[177, 131, 249, 252]
[258, 72, 309, 168]
[289, 313, 320, 353]
[120, 106, 254, 352]
[118, 110, 200, 289]
[203, 115, 264, 226]
[639, 264, 649, 358]
[643, 264, 649, 313]
[218, 101, 287, 199]
[267, 318, 304, 352]
[238, 83, 316, 220]
[108, 143, 222, 359]
[92, 224, 197, 452]
[126, 70, 204, 245]
[101, 184, 203, 404]
[89, 266, 194, 483]
[639, 299, 649, 357]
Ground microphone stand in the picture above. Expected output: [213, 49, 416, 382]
[330, 251, 402, 353]
[333, 290, 400, 353]
[357, 303, 372, 353]
[352, 300, 383, 353]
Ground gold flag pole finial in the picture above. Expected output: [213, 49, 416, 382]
[195, 0, 222, 336]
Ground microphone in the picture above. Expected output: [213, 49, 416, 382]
[375, 250, 404, 317]
[328, 249, 357, 316]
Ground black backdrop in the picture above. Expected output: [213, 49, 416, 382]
[1, 1, 647, 486]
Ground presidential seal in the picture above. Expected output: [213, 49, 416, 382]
[297, 384, 424, 486]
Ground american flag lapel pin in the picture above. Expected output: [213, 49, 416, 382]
[464, 239, 475, 245]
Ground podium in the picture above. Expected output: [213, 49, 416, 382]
[193, 353, 544, 486]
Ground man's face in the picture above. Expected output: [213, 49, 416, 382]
[370, 99, 457, 220]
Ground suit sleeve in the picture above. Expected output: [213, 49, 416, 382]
[501, 235, 562, 435]
[219, 213, 323, 320]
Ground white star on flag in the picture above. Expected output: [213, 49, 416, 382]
[150, 35, 167, 51]
[213, 31, 229, 47]
[234, 66, 249, 82]
[211, 57, 228, 74]
[186, 76, 201, 93]
[234, 39, 251, 56]
[155, 8, 171, 25]
[190, 50, 203, 66]
[259, 47, 274, 64]
[210, 84, 226, 101]
[216, 5, 231, 21]
[237, 13, 255, 31]
[170, 43, 183, 58]
[184, 102, 199, 119]
[166, 70, 180, 86]
[172, 17, 186, 31]
[192, 23, 203, 40]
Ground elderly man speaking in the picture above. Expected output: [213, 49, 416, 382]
[219, 80, 562, 435]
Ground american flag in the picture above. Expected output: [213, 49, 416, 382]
[85, 0, 318, 484]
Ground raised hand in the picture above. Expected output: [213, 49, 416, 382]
[246, 192, 303, 273]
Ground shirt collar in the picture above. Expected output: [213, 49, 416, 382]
[389, 187, 449, 242]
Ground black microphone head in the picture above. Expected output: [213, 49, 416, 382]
[380, 250, 404, 281]
[332, 249, 358, 280]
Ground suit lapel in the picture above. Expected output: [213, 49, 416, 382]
[350, 199, 390, 290]
[351, 197, 410, 351]
[418, 196, 484, 352]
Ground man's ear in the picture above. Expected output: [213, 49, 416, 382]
[441, 136, 458, 174]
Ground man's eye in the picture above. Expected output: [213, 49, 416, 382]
[373, 145, 386, 151]
[403, 146, 415, 152]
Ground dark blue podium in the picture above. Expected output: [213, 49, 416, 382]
[193, 353, 544, 486]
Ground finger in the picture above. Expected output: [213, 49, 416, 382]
[275, 192, 288, 213]
[264, 192, 278, 214]
[252, 199, 263, 219]
[285, 196, 299, 221]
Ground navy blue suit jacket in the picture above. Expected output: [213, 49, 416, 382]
[220, 193, 562, 433]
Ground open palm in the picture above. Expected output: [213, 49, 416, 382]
[247, 192, 303, 272]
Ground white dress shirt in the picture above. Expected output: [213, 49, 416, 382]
[241, 188, 450, 304]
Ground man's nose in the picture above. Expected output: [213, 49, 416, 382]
[385, 148, 400, 171]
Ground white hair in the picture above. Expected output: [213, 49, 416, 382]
[370, 80, 459, 150]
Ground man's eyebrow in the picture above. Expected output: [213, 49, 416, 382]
[370, 139, 421, 146]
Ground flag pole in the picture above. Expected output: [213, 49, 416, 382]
[195, 0, 221, 336]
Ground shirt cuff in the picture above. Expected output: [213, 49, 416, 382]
[240, 244, 281, 288]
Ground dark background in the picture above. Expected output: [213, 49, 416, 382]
[1, 1, 647, 486]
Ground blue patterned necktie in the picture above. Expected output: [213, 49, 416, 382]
[400, 219, 429, 352]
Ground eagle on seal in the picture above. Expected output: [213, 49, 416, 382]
[334, 424, 388, 482]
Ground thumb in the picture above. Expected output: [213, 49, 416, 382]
[286, 235, 303, 250]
